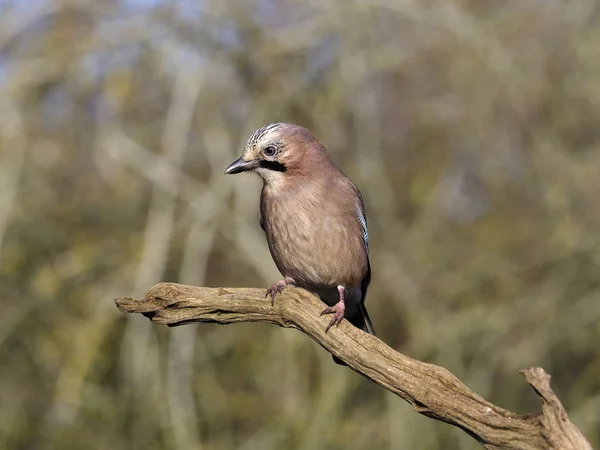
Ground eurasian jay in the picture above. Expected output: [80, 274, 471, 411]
[225, 123, 375, 339]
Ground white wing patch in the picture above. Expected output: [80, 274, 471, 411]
[356, 205, 369, 252]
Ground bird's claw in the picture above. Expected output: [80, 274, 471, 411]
[321, 301, 346, 333]
[265, 279, 291, 306]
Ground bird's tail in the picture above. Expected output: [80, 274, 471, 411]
[358, 302, 375, 335]
[348, 302, 375, 336]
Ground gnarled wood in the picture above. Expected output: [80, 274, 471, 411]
[115, 282, 592, 450]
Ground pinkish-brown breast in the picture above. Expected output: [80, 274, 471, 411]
[261, 174, 369, 290]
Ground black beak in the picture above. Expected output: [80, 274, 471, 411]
[224, 157, 257, 175]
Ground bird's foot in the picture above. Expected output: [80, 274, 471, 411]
[321, 285, 346, 333]
[265, 277, 295, 306]
[321, 301, 346, 332]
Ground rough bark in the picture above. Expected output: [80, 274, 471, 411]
[115, 282, 593, 450]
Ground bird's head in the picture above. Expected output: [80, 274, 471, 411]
[225, 123, 323, 186]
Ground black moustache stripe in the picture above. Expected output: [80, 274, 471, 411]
[258, 160, 287, 172]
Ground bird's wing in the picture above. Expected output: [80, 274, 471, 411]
[343, 179, 372, 307]
[356, 203, 369, 253]
[347, 180, 369, 253]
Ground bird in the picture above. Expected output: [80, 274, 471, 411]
[225, 122, 375, 346]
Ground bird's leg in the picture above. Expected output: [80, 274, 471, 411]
[265, 277, 295, 306]
[321, 285, 346, 332]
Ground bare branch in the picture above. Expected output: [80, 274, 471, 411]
[115, 282, 593, 450]
[520, 368, 593, 450]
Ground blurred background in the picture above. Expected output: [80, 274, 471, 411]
[1, 0, 599, 449]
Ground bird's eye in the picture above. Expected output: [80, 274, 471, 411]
[263, 146, 277, 157]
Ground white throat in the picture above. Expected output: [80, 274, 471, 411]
[256, 167, 286, 189]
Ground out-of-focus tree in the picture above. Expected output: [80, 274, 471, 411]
[0, 1, 599, 449]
